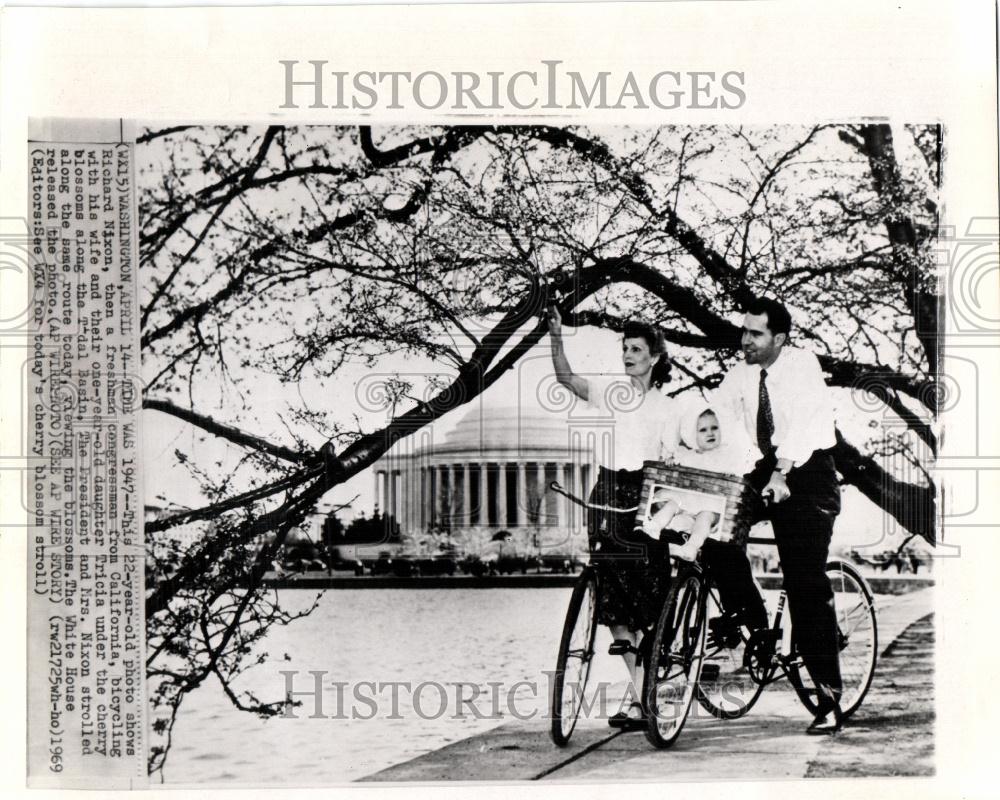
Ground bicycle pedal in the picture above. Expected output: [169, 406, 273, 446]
[744, 628, 781, 677]
[707, 615, 742, 649]
[752, 628, 781, 645]
[700, 663, 721, 682]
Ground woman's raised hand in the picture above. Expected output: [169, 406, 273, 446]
[548, 302, 588, 399]
[545, 304, 562, 336]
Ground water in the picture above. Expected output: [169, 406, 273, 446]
[161, 583, 880, 785]
[164, 587, 612, 785]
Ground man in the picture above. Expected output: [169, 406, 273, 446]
[715, 297, 844, 735]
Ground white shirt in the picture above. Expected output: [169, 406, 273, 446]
[714, 346, 837, 467]
[585, 377, 675, 471]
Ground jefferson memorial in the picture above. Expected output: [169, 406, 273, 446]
[370, 403, 606, 552]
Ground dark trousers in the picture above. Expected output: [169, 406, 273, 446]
[762, 450, 843, 694]
[700, 538, 767, 629]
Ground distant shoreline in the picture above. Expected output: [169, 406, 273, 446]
[262, 572, 933, 594]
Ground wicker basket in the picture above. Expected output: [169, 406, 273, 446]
[637, 460, 758, 549]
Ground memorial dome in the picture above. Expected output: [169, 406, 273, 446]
[431, 404, 574, 457]
[371, 400, 593, 537]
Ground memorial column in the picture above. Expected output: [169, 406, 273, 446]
[497, 463, 508, 528]
[517, 462, 527, 527]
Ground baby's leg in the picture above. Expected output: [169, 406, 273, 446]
[642, 497, 681, 538]
[648, 488, 673, 517]
[673, 511, 719, 562]
[672, 513, 695, 532]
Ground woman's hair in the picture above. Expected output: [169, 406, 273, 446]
[621, 320, 672, 389]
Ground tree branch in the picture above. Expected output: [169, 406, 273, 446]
[144, 397, 311, 464]
[832, 430, 936, 545]
[137, 125, 196, 145]
[841, 123, 942, 385]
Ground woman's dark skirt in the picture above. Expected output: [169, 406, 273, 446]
[588, 467, 672, 630]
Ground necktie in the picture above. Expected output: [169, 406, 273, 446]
[757, 369, 775, 454]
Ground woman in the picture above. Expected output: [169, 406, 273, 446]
[546, 306, 675, 730]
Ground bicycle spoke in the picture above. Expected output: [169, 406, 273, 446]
[841, 611, 873, 638]
[695, 574, 765, 720]
[835, 590, 874, 634]
[787, 561, 878, 721]
[550, 571, 598, 746]
[645, 573, 705, 747]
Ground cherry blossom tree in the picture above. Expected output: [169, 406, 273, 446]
[138, 122, 940, 774]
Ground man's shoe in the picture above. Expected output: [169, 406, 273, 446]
[806, 693, 843, 735]
[707, 612, 742, 649]
[805, 709, 842, 735]
[741, 603, 769, 633]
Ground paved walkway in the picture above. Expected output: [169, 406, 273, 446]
[804, 612, 933, 778]
[364, 588, 933, 782]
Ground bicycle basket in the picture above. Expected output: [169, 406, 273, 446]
[637, 461, 757, 549]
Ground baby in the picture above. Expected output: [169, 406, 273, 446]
[641, 402, 768, 633]
[641, 409, 724, 561]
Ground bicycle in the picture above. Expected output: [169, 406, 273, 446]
[549, 562, 600, 746]
[548, 558, 666, 746]
[547, 465, 879, 750]
[643, 531, 878, 748]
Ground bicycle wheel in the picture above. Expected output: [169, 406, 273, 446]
[550, 568, 599, 746]
[696, 579, 766, 719]
[644, 571, 706, 748]
[787, 560, 878, 718]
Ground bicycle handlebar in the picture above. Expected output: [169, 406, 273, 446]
[548, 481, 639, 513]
[548, 479, 785, 549]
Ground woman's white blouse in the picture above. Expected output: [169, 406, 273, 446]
[584, 377, 675, 471]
